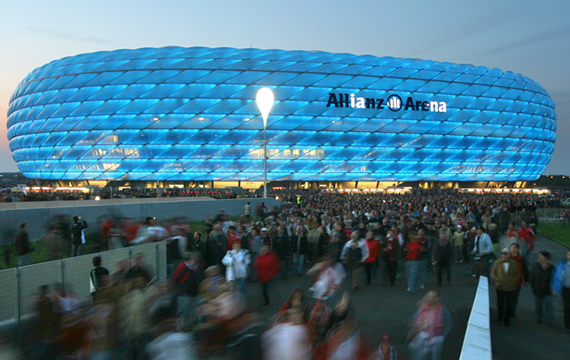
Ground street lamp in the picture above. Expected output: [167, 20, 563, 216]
[256, 88, 275, 198]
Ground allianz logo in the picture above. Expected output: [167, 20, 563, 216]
[326, 93, 447, 112]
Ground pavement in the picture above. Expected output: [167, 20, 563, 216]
[240, 233, 569, 360]
[244, 261, 476, 359]
[491, 234, 570, 360]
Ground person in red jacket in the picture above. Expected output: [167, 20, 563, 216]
[519, 220, 536, 263]
[509, 242, 529, 318]
[254, 244, 280, 306]
[364, 231, 380, 285]
[225, 225, 241, 251]
[404, 233, 425, 292]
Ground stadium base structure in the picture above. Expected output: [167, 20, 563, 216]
[29, 179, 536, 192]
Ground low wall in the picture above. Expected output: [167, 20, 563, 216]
[459, 276, 492, 360]
[0, 241, 167, 351]
[0, 197, 281, 243]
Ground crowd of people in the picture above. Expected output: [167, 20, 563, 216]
[8, 189, 570, 359]
[0, 188, 244, 202]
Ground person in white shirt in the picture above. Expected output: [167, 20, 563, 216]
[340, 231, 369, 291]
[222, 242, 250, 294]
[165, 226, 188, 265]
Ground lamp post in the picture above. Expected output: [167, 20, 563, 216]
[256, 88, 275, 198]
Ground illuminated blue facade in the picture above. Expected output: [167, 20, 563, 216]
[7, 47, 556, 182]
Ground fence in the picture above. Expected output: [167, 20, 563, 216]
[0, 241, 166, 327]
[459, 276, 492, 360]
[536, 208, 567, 223]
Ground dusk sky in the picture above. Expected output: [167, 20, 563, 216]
[1, 0, 568, 174]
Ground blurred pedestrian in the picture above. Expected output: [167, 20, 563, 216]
[31, 285, 56, 359]
[364, 231, 380, 285]
[471, 227, 493, 278]
[552, 250, 570, 332]
[90, 256, 109, 301]
[433, 223, 453, 287]
[509, 243, 529, 317]
[519, 220, 536, 263]
[260, 227, 273, 250]
[222, 242, 250, 294]
[15, 223, 32, 266]
[317, 226, 330, 259]
[226, 225, 241, 251]
[530, 250, 555, 324]
[291, 226, 309, 276]
[382, 229, 399, 287]
[254, 244, 279, 306]
[120, 277, 156, 359]
[262, 307, 311, 360]
[165, 226, 187, 269]
[314, 292, 371, 360]
[405, 233, 424, 292]
[244, 201, 251, 219]
[70, 215, 88, 257]
[408, 290, 452, 360]
[453, 225, 465, 264]
[341, 231, 369, 292]
[126, 253, 152, 286]
[373, 333, 401, 360]
[42, 224, 65, 261]
[172, 252, 204, 331]
[189, 231, 207, 261]
[491, 248, 521, 326]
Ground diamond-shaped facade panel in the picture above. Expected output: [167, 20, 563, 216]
[7, 47, 556, 181]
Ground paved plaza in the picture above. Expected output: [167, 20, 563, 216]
[243, 233, 569, 360]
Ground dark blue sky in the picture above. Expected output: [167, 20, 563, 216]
[1, 0, 568, 174]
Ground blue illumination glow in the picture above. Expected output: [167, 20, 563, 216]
[7, 47, 556, 181]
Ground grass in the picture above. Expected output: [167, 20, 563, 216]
[539, 222, 570, 248]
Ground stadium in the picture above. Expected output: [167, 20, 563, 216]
[6, 47, 557, 189]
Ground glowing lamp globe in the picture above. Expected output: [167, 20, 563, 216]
[256, 88, 275, 126]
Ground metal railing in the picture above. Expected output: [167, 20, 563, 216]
[536, 208, 567, 223]
[0, 241, 167, 327]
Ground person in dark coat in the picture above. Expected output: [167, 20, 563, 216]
[89, 256, 109, 301]
[189, 231, 207, 261]
[291, 226, 309, 276]
[433, 223, 453, 287]
[317, 226, 330, 259]
[15, 223, 32, 266]
[331, 223, 347, 260]
[530, 250, 555, 324]
[171, 251, 205, 330]
[273, 226, 291, 279]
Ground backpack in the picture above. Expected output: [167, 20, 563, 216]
[347, 243, 363, 269]
[166, 237, 182, 263]
[174, 265, 201, 297]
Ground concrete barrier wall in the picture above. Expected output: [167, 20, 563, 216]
[0, 197, 281, 242]
[459, 276, 492, 360]
[0, 241, 167, 324]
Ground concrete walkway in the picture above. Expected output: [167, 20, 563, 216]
[246, 233, 569, 360]
[491, 233, 569, 360]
